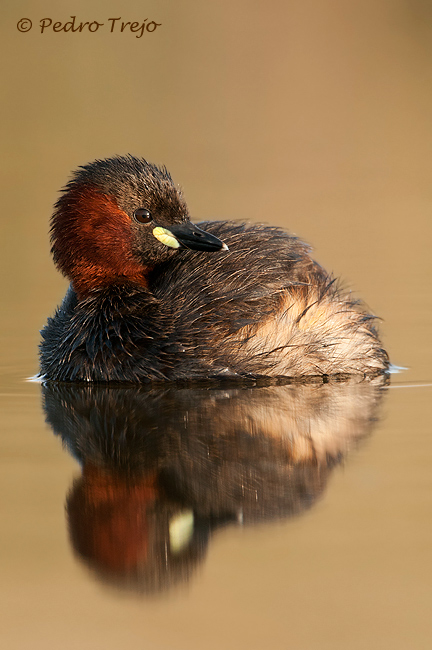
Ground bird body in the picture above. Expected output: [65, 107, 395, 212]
[39, 157, 388, 382]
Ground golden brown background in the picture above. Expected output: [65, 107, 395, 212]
[1, 1, 431, 648]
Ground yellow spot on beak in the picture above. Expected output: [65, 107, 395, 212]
[152, 226, 180, 249]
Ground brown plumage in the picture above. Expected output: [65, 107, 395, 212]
[39, 155, 389, 382]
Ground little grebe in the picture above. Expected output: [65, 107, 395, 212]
[39, 155, 388, 382]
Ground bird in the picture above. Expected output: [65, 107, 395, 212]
[39, 155, 389, 382]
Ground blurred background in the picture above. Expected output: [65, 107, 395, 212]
[0, 1, 431, 649]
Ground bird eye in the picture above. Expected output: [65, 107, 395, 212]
[133, 208, 152, 224]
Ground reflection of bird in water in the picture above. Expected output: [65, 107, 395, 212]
[42, 375, 387, 594]
[40, 156, 388, 382]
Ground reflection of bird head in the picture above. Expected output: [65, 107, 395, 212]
[66, 463, 210, 594]
[67, 465, 157, 572]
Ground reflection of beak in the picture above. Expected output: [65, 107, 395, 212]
[153, 222, 229, 251]
[169, 510, 195, 553]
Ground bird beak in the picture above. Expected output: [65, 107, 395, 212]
[153, 222, 229, 252]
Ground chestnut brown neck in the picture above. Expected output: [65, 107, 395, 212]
[51, 185, 149, 298]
